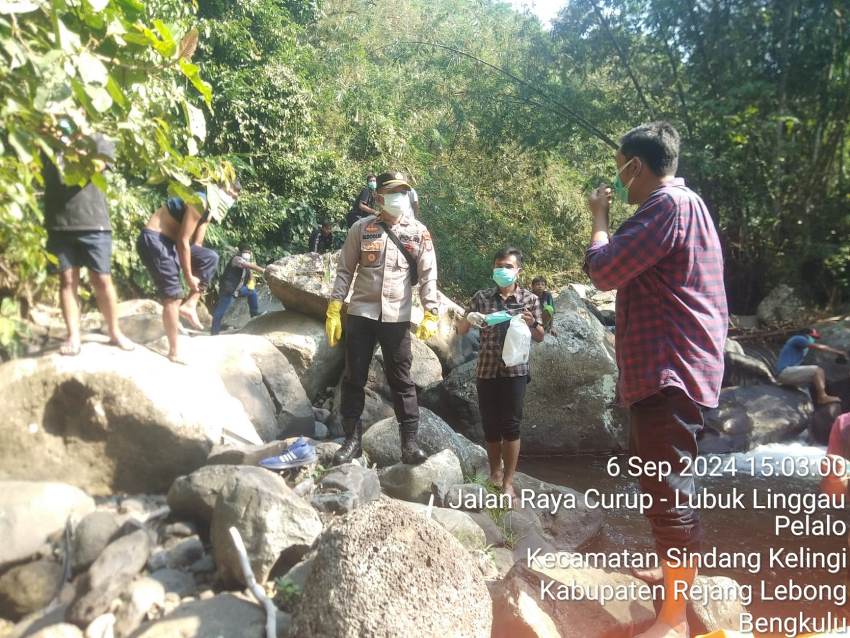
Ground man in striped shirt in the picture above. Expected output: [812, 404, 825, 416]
[584, 122, 727, 638]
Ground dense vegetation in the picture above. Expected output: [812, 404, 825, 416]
[1, 0, 849, 347]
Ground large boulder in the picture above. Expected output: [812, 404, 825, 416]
[210, 467, 322, 586]
[689, 575, 749, 634]
[0, 481, 94, 570]
[71, 511, 120, 572]
[291, 499, 491, 638]
[311, 463, 381, 514]
[424, 288, 626, 453]
[264, 251, 468, 369]
[166, 465, 244, 527]
[0, 344, 260, 495]
[0, 559, 63, 621]
[700, 384, 813, 453]
[723, 338, 776, 387]
[219, 282, 284, 332]
[241, 310, 344, 400]
[361, 408, 488, 478]
[810, 318, 850, 404]
[756, 284, 807, 327]
[378, 449, 464, 504]
[491, 558, 655, 638]
[129, 593, 269, 638]
[174, 335, 314, 440]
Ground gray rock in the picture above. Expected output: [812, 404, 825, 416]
[443, 483, 489, 511]
[311, 463, 381, 514]
[291, 500, 491, 637]
[490, 547, 515, 578]
[166, 465, 244, 526]
[491, 559, 655, 638]
[810, 401, 843, 445]
[701, 384, 813, 453]
[149, 569, 196, 597]
[176, 334, 315, 440]
[242, 310, 344, 401]
[395, 501, 487, 550]
[28, 624, 84, 638]
[162, 522, 195, 538]
[314, 441, 341, 467]
[689, 575, 749, 633]
[187, 555, 215, 575]
[67, 529, 152, 627]
[148, 535, 204, 571]
[511, 477, 605, 551]
[467, 511, 507, 547]
[313, 421, 329, 440]
[424, 288, 627, 454]
[129, 592, 267, 637]
[362, 408, 488, 478]
[756, 284, 806, 327]
[210, 467, 322, 586]
[113, 576, 165, 637]
[72, 511, 120, 573]
[0, 345, 260, 496]
[0, 559, 63, 621]
[378, 449, 464, 504]
[0, 482, 94, 570]
[312, 406, 330, 423]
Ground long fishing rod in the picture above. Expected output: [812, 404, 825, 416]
[393, 40, 619, 150]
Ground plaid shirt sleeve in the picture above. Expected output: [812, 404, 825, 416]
[583, 194, 680, 291]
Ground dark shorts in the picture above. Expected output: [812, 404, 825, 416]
[47, 230, 112, 274]
[629, 387, 704, 557]
[476, 375, 529, 442]
[136, 229, 183, 299]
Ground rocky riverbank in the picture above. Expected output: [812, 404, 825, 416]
[1, 254, 837, 637]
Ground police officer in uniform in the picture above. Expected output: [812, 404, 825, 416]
[326, 171, 440, 466]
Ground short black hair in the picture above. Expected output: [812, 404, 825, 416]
[367, 174, 376, 181]
[320, 219, 332, 227]
[238, 242, 251, 252]
[619, 121, 680, 177]
[532, 276, 547, 286]
[493, 246, 523, 266]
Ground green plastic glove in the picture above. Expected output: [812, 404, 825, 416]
[544, 303, 555, 316]
[415, 310, 439, 341]
[326, 299, 343, 347]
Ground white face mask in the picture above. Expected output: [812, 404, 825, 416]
[380, 191, 412, 219]
[241, 252, 251, 260]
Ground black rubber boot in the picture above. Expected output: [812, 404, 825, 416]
[333, 418, 363, 466]
[400, 423, 428, 465]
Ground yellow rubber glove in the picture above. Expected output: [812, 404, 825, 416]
[326, 299, 343, 347]
[415, 310, 439, 341]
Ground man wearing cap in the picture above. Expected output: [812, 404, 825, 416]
[326, 171, 440, 466]
[776, 328, 847, 405]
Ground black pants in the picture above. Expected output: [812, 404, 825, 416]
[629, 387, 704, 559]
[340, 315, 418, 428]
[476, 376, 528, 442]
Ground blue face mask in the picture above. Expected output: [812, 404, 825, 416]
[368, 181, 377, 190]
[492, 267, 517, 288]
[484, 310, 513, 326]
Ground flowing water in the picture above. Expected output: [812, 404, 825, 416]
[519, 439, 850, 627]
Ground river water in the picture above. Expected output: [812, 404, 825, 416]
[520, 439, 850, 625]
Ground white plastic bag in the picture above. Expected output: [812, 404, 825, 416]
[502, 314, 531, 367]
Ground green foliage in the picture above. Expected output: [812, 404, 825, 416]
[3, 0, 849, 325]
[272, 576, 302, 611]
[0, 0, 231, 305]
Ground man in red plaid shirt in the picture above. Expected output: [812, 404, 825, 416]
[584, 122, 727, 638]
